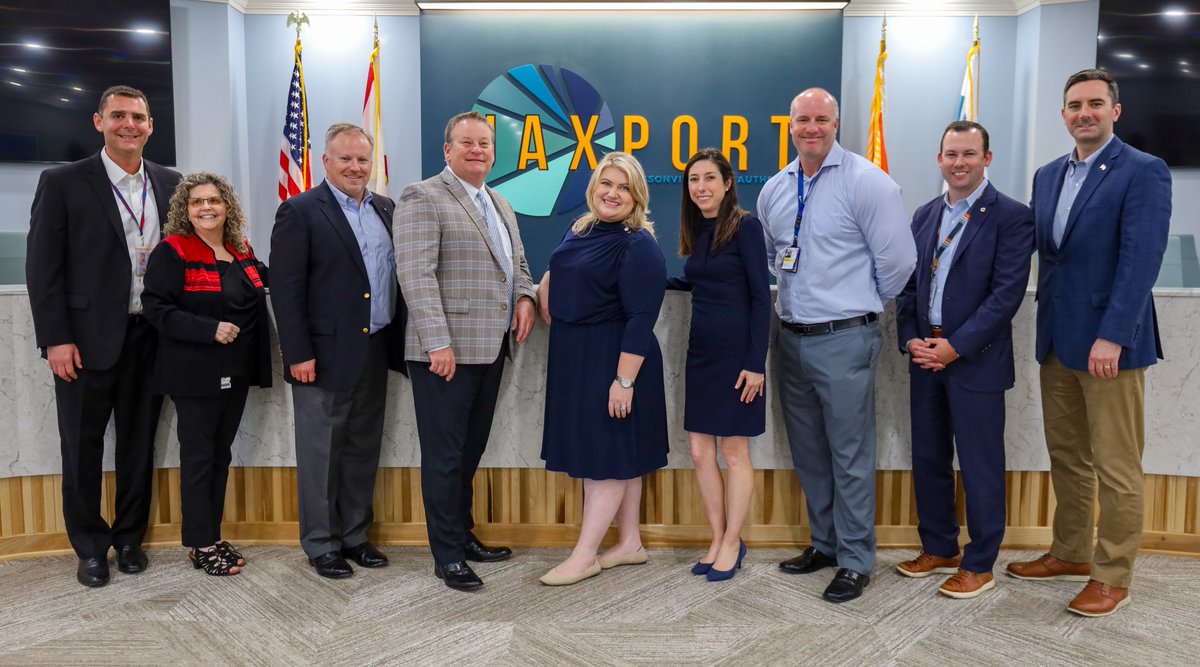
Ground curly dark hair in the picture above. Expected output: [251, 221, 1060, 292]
[164, 172, 250, 254]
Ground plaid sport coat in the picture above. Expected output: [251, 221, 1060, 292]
[394, 167, 535, 364]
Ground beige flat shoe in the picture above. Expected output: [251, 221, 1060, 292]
[598, 547, 648, 570]
[539, 560, 602, 586]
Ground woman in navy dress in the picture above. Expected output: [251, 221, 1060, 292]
[668, 149, 770, 581]
[536, 152, 668, 586]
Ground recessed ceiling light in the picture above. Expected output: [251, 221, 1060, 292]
[24, 42, 43, 49]
[1164, 9, 1185, 17]
[1138, 63, 1150, 69]
[133, 28, 156, 35]
[71, 86, 83, 91]
[7, 81, 22, 86]
[59, 97, 69, 102]
[11, 67, 26, 73]
[1115, 52, 1135, 59]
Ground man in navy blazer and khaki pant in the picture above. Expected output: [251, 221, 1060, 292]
[1007, 69, 1172, 617]
[27, 85, 181, 587]
[271, 123, 407, 579]
[895, 121, 1034, 599]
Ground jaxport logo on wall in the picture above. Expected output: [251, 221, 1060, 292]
[472, 64, 615, 218]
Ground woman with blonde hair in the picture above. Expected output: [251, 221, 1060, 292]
[537, 152, 668, 586]
[142, 172, 271, 576]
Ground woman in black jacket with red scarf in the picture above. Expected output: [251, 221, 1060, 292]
[143, 172, 271, 576]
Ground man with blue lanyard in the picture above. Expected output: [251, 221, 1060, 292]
[894, 121, 1033, 599]
[27, 85, 181, 586]
[758, 87, 916, 603]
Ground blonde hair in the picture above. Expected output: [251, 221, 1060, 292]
[571, 152, 655, 238]
[164, 172, 250, 254]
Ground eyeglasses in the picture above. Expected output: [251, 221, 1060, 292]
[187, 196, 224, 208]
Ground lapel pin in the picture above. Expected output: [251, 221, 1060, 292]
[1100, 164, 1107, 171]
[980, 207, 987, 213]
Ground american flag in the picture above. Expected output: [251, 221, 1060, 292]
[278, 38, 311, 202]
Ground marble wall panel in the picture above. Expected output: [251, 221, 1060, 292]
[3, 287, 1197, 478]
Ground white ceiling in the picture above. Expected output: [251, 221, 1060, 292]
[193, 0, 1090, 17]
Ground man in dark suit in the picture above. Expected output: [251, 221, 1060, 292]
[895, 121, 1034, 599]
[1007, 69, 1171, 617]
[27, 85, 182, 587]
[270, 123, 407, 579]
[395, 111, 537, 591]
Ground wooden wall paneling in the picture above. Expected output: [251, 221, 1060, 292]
[2, 468, 1199, 561]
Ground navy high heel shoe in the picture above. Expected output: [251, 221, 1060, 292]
[706, 540, 747, 582]
[691, 561, 714, 576]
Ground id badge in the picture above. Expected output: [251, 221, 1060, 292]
[135, 244, 153, 278]
[781, 246, 800, 273]
[220, 376, 232, 390]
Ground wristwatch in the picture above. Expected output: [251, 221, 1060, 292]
[615, 375, 634, 389]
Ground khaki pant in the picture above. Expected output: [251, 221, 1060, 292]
[1040, 353, 1146, 588]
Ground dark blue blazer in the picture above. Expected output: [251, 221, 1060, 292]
[1032, 136, 1171, 372]
[896, 182, 1034, 392]
[269, 180, 407, 391]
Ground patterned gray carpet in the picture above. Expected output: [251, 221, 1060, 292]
[0, 547, 1196, 666]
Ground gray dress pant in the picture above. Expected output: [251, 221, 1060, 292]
[291, 334, 388, 558]
[775, 321, 882, 575]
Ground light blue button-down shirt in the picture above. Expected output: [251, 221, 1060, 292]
[758, 141, 917, 324]
[328, 181, 397, 333]
[1052, 135, 1114, 247]
[929, 178, 988, 326]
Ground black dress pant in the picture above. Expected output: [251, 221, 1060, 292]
[173, 381, 250, 548]
[54, 317, 161, 560]
[409, 338, 507, 566]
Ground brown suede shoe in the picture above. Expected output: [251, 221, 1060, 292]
[1005, 553, 1091, 581]
[1067, 580, 1130, 617]
[938, 569, 995, 599]
[896, 551, 962, 578]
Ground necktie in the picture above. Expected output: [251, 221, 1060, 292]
[476, 190, 514, 327]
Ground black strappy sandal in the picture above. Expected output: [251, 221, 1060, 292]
[215, 541, 246, 566]
[190, 548, 241, 576]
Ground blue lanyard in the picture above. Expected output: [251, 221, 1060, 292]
[111, 172, 150, 236]
[791, 167, 822, 248]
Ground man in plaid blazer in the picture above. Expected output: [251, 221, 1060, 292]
[395, 111, 536, 592]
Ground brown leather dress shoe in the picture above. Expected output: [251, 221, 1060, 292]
[1005, 553, 1091, 581]
[1068, 580, 1130, 617]
[938, 569, 995, 599]
[897, 551, 962, 578]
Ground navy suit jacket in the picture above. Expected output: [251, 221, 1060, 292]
[896, 182, 1034, 392]
[27, 152, 181, 371]
[1032, 136, 1171, 372]
[269, 180, 407, 391]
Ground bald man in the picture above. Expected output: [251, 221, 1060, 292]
[757, 88, 916, 603]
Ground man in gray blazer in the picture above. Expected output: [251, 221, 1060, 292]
[395, 111, 536, 591]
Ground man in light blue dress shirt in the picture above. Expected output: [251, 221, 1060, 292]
[758, 88, 916, 603]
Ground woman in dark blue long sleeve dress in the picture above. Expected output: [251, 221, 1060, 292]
[668, 149, 770, 582]
[537, 152, 668, 586]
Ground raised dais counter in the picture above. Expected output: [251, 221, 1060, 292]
[2, 287, 1199, 479]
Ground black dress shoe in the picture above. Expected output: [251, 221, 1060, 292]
[435, 561, 484, 591]
[77, 557, 110, 587]
[779, 546, 838, 574]
[464, 538, 512, 563]
[309, 551, 353, 579]
[341, 542, 389, 568]
[116, 545, 148, 574]
[823, 568, 870, 603]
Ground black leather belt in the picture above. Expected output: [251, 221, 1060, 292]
[930, 325, 944, 338]
[781, 312, 878, 336]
